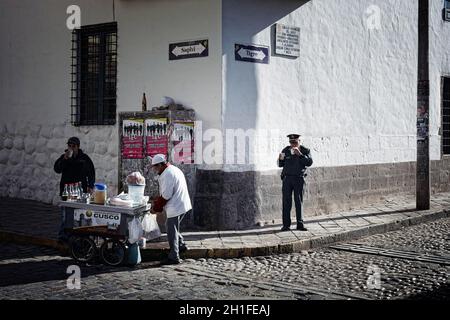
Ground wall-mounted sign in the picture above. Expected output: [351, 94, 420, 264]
[235, 43, 269, 64]
[171, 121, 195, 164]
[122, 119, 144, 159]
[443, 8, 450, 22]
[145, 118, 168, 157]
[74, 209, 121, 229]
[169, 39, 208, 60]
[275, 24, 300, 57]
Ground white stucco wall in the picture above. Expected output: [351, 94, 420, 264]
[221, 0, 450, 172]
[0, 0, 119, 204]
[115, 0, 222, 131]
[1, 0, 448, 204]
[0, 0, 222, 204]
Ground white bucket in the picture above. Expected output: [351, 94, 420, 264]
[128, 184, 145, 204]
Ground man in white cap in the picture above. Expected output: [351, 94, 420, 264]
[150, 154, 192, 265]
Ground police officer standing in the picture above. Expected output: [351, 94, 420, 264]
[278, 134, 313, 231]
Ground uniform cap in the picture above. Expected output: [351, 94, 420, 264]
[151, 154, 167, 165]
[287, 134, 301, 140]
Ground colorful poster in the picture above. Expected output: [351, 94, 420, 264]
[145, 118, 168, 157]
[122, 119, 144, 159]
[171, 122, 195, 164]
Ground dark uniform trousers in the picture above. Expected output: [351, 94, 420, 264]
[282, 175, 305, 227]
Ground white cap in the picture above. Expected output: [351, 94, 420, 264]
[151, 154, 166, 165]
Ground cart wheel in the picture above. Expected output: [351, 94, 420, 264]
[100, 240, 126, 266]
[70, 237, 96, 263]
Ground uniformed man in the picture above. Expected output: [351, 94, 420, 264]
[278, 134, 313, 231]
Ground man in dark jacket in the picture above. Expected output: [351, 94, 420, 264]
[278, 134, 313, 232]
[54, 137, 95, 241]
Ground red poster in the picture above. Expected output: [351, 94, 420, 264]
[145, 118, 168, 157]
[171, 122, 194, 164]
[122, 119, 144, 159]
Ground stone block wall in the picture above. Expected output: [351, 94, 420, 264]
[193, 158, 450, 230]
[1, 119, 448, 231]
[0, 121, 119, 205]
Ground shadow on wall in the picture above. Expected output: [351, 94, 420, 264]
[193, 0, 309, 230]
[223, 0, 310, 229]
[223, 0, 310, 133]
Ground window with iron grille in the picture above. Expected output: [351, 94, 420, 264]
[442, 77, 450, 155]
[71, 22, 117, 126]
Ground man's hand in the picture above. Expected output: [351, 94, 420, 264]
[279, 153, 285, 160]
[64, 149, 72, 160]
[293, 147, 302, 156]
[150, 208, 161, 215]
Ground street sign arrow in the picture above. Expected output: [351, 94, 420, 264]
[235, 43, 269, 64]
[237, 48, 266, 61]
[169, 39, 209, 61]
[172, 43, 206, 57]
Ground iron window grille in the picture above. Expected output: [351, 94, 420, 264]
[442, 77, 450, 155]
[71, 22, 117, 126]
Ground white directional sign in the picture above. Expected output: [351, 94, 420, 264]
[169, 39, 209, 60]
[235, 44, 269, 64]
[172, 43, 206, 57]
[275, 24, 300, 57]
[237, 47, 266, 61]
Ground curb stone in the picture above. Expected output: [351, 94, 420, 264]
[0, 209, 448, 261]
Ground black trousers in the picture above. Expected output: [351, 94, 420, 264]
[282, 175, 305, 227]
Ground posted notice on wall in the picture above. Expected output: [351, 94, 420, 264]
[275, 24, 300, 57]
[122, 119, 144, 159]
[145, 118, 168, 157]
[171, 122, 195, 164]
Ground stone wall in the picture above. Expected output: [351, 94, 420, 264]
[0, 121, 119, 205]
[193, 158, 450, 230]
[1, 119, 448, 232]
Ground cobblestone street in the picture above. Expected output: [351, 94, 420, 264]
[0, 218, 449, 300]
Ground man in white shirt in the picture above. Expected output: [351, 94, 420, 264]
[150, 154, 192, 265]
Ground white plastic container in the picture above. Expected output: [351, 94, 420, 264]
[128, 184, 145, 204]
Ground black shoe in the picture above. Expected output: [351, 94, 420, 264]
[160, 258, 181, 265]
[280, 226, 290, 231]
[179, 245, 188, 253]
[297, 224, 308, 231]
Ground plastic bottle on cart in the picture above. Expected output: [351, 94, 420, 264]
[77, 182, 83, 200]
[62, 184, 69, 201]
[71, 184, 76, 201]
[78, 182, 83, 194]
[69, 183, 77, 201]
[75, 183, 81, 200]
[68, 184, 73, 201]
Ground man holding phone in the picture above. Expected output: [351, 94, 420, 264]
[54, 137, 95, 241]
[278, 134, 313, 231]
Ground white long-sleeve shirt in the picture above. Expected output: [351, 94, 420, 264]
[158, 164, 192, 218]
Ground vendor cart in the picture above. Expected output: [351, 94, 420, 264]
[59, 201, 150, 266]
